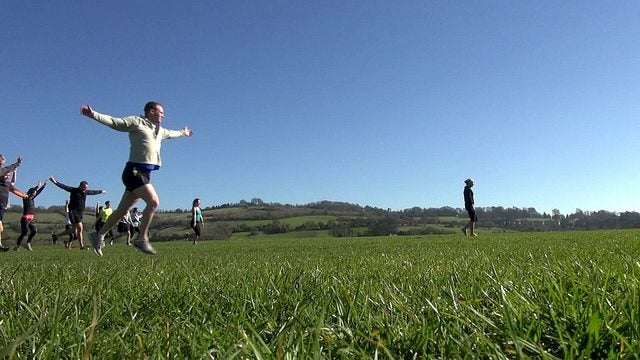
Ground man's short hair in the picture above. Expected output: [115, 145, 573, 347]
[144, 101, 162, 114]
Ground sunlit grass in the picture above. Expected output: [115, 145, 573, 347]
[1, 230, 640, 358]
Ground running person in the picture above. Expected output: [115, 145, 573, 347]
[95, 201, 114, 244]
[49, 177, 105, 250]
[130, 207, 142, 239]
[53, 200, 76, 247]
[0, 155, 24, 251]
[14, 181, 46, 251]
[53, 200, 78, 247]
[191, 198, 204, 245]
[462, 178, 478, 237]
[114, 210, 134, 245]
[82, 102, 193, 256]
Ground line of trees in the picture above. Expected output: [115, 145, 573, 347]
[10, 200, 640, 239]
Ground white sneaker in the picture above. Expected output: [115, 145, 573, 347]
[89, 232, 103, 257]
[133, 240, 156, 255]
[26, 243, 32, 251]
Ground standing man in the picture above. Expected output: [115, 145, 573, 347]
[81, 101, 193, 256]
[462, 178, 478, 237]
[0, 155, 24, 251]
[49, 177, 106, 250]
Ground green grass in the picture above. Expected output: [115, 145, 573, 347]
[2, 230, 640, 358]
[437, 216, 468, 224]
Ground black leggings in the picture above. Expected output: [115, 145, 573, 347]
[16, 217, 37, 245]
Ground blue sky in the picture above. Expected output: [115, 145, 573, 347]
[2, 1, 639, 215]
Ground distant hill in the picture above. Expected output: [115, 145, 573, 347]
[1, 200, 638, 245]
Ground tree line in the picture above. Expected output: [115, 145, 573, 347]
[10, 200, 640, 239]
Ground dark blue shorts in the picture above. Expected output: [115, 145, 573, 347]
[122, 163, 152, 192]
[69, 210, 83, 224]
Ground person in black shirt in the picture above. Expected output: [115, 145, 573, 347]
[14, 181, 46, 251]
[462, 178, 478, 237]
[49, 177, 105, 250]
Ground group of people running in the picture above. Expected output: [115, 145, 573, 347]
[93, 201, 142, 246]
[1, 100, 476, 253]
[0, 101, 194, 256]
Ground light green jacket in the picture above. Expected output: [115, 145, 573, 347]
[91, 111, 188, 167]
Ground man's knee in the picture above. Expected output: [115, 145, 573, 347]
[146, 197, 160, 210]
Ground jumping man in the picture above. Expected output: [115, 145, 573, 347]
[81, 102, 193, 256]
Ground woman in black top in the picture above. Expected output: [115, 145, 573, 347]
[14, 181, 46, 251]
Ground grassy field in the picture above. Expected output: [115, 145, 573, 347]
[2, 230, 640, 358]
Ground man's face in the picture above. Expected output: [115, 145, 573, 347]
[147, 105, 165, 124]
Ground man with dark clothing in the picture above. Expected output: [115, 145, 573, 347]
[462, 178, 478, 237]
[49, 177, 105, 250]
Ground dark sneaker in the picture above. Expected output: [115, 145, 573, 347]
[51, 233, 58, 244]
[89, 232, 103, 257]
[0, 245, 9, 252]
[133, 240, 156, 255]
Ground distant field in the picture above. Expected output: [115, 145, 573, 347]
[437, 216, 467, 223]
[2, 230, 640, 358]
[196, 215, 338, 229]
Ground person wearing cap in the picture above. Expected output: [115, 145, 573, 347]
[81, 101, 193, 256]
[13, 180, 47, 251]
[0, 155, 24, 251]
[462, 178, 478, 237]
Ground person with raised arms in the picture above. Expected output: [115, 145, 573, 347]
[81, 101, 193, 256]
[49, 177, 106, 250]
[0, 155, 23, 251]
[14, 180, 47, 251]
